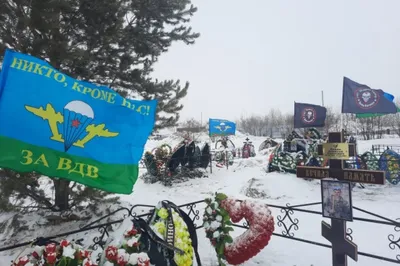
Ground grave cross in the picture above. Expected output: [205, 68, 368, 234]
[322, 219, 358, 266]
[296, 132, 385, 185]
[296, 131, 386, 266]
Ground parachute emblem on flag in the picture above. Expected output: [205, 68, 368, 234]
[25, 101, 119, 152]
[63, 100, 94, 151]
[215, 122, 231, 132]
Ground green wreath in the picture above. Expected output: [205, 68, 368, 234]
[153, 143, 172, 160]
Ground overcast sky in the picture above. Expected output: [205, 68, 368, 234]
[152, 0, 400, 122]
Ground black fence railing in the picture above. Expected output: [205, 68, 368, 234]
[1, 200, 399, 264]
[372, 145, 400, 155]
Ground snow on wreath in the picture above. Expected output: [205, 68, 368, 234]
[99, 200, 200, 266]
[203, 192, 275, 265]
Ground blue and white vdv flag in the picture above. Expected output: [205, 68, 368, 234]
[209, 118, 236, 136]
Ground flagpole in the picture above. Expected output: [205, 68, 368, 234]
[340, 113, 343, 131]
[321, 90, 324, 106]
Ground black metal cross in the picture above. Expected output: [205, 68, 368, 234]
[322, 219, 358, 266]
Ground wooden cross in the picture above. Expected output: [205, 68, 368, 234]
[296, 131, 386, 266]
[322, 219, 358, 266]
[296, 132, 385, 185]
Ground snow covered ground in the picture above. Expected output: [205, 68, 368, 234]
[1, 132, 400, 265]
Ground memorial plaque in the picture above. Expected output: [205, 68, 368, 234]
[322, 143, 350, 160]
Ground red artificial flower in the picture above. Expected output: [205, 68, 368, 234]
[45, 243, 57, 253]
[124, 227, 138, 237]
[14, 256, 29, 266]
[32, 251, 40, 259]
[78, 250, 92, 260]
[60, 240, 70, 248]
[105, 246, 118, 262]
[138, 257, 150, 266]
[117, 254, 127, 266]
[83, 258, 98, 266]
[46, 252, 57, 264]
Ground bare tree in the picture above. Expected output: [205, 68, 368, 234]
[389, 99, 400, 137]
[180, 118, 203, 128]
[281, 113, 294, 138]
[237, 115, 270, 136]
[324, 106, 340, 132]
[236, 100, 400, 140]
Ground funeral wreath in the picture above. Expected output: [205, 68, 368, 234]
[203, 193, 275, 265]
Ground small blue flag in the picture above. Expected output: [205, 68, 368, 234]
[383, 92, 395, 102]
[209, 119, 236, 136]
[0, 49, 157, 194]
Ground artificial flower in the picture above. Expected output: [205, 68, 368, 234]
[105, 246, 118, 262]
[13, 255, 29, 266]
[12, 241, 95, 266]
[124, 227, 138, 237]
[152, 209, 193, 266]
[45, 243, 57, 253]
[152, 221, 166, 235]
[78, 249, 92, 260]
[62, 244, 76, 259]
[103, 224, 153, 266]
[60, 239, 70, 247]
[157, 208, 169, 220]
[82, 258, 97, 266]
[46, 252, 57, 264]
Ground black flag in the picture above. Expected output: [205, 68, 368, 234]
[342, 77, 397, 114]
[294, 102, 327, 128]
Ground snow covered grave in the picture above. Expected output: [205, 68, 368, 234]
[0, 131, 400, 265]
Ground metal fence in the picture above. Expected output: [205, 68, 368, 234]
[1, 200, 399, 264]
[372, 145, 400, 155]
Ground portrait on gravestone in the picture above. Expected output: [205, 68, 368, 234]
[321, 180, 353, 221]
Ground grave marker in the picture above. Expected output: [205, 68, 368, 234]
[322, 219, 358, 266]
[296, 132, 385, 185]
[296, 131, 386, 266]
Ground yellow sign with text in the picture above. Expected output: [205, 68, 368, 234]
[322, 143, 349, 160]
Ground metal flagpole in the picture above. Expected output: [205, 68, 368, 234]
[340, 114, 343, 131]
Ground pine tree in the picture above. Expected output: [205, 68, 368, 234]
[0, 0, 199, 212]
